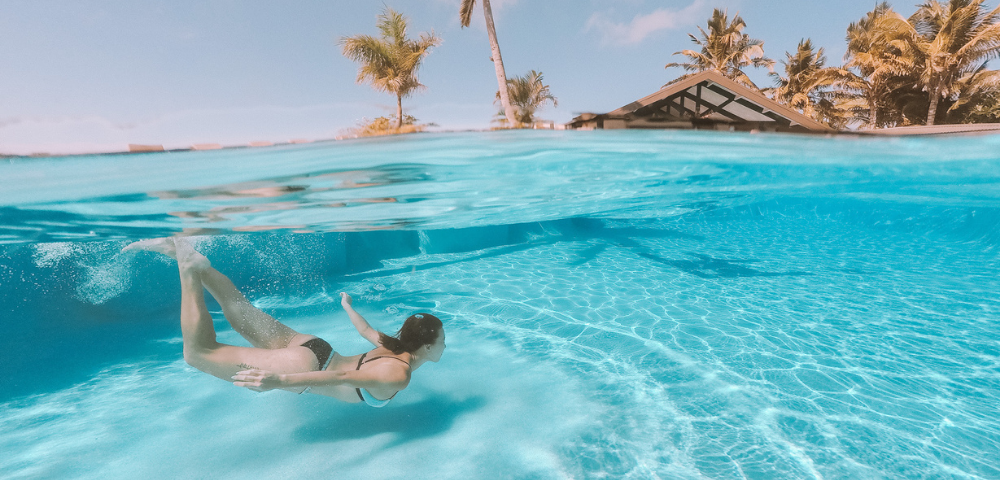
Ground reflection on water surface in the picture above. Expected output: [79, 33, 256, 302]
[1, 130, 998, 245]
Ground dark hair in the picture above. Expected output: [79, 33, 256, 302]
[378, 313, 443, 354]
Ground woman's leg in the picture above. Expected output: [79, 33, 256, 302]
[174, 243, 319, 384]
[126, 237, 308, 350]
[198, 267, 305, 350]
[177, 263, 224, 373]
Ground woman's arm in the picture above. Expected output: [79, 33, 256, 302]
[340, 292, 382, 346]
[232, 365, 408, 392]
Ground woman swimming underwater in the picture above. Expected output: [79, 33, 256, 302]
[124, 237, 445, 407]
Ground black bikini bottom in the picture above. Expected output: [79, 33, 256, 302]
[300, 337, 333, 370]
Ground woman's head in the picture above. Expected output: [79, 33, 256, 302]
[379, 313, 445, 358]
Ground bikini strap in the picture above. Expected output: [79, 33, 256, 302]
[360, 355, 410, 367]
[356, 352, 367, 370]
[354, 352, 406, 405]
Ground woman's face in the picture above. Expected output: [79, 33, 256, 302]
[425, 329, 446, 362]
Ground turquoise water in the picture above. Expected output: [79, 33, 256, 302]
[1, 130, 999, 479]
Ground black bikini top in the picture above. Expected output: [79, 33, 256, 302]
[355, 352, 411, 403]
[356, 352, 410, 370]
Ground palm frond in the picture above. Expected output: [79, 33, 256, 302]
[377, 8, 409, 45]
[666, 8, 771, 91]
[459, 0, 476, 28]
[340, 7, 441, 110]
[495, 70, 557, 125]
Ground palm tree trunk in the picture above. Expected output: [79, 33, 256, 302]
[396, 94, 403, 130]
[482, 0, 517, 127]
[926, 86, 939, 126]
[864, 89, 876, 128]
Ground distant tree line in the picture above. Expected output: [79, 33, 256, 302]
[340, 3, 556, 135]
[338, 1, 998, 134]
[669, 0, 1000, 129]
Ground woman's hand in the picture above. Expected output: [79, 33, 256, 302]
[339, 292, 380, 346]
[340, 292, 353, 309]
[232, 369, 283, 392]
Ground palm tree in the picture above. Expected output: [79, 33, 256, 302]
[769, 39, 832, 117]
[905, 0, 1000, 125]
[460, 0, 518, 126]
[952, 86, 1000, 122]
[843, 2, 919, 128]
[943, 66, 1000, 122]
[665, 8, 775, 90]
[843, 0, 1000, 126]
[340, 8, 441, 129]
[495, 70, 558, 126]
[768, 39, 854, 128]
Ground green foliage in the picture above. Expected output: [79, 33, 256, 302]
[666, 8, 775, 90]
[354, 114, 422, 136]
[842, 3, 924, 128]
[666, 1, 1000, 129]
[495, 70, 558, 127]
[768, 40, 844, 123]
[459, 0, 477, 28]
[959, 94, 1000, 123]
[948, 76, 1000, 123]
[843, 0, 1000, 126]
[339, 8, 440, 129]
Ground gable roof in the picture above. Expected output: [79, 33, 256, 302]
[607, 70, 833, 132]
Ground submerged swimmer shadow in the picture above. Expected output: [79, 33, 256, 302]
[561, 220, 704, 267]
[567, 244, 608, 266]
[343, 218, 706, 279]
[294, 394, 486, 446]
[345, 243, 538, 281]
[638, 251, 811, 278]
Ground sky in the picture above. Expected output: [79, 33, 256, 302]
[1, 0, 995, 155]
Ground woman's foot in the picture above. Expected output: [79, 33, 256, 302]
[122, 238, 177, 258]
[175, 237, 211, 271]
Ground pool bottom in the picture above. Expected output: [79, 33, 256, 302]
[2, 199, 999, 479]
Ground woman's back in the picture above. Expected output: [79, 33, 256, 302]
[306, 347, 412, 402]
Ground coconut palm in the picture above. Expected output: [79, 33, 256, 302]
[849, 0, 1000, 125]
[460, 0, 518, 126]
[905, 0, 1000, 125]
[340, 8, 441, 129]
[769, 39, 833, 116]
[842, 2, 920, 127]
[495, 70, 558, 127]
[953, 86, 1000, 122]
[944, 66, 1000, 122]
[665, 8, 775, 90]
[768, 39, 855, 129]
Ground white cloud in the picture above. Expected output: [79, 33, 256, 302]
[586, 0, 706, 46]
